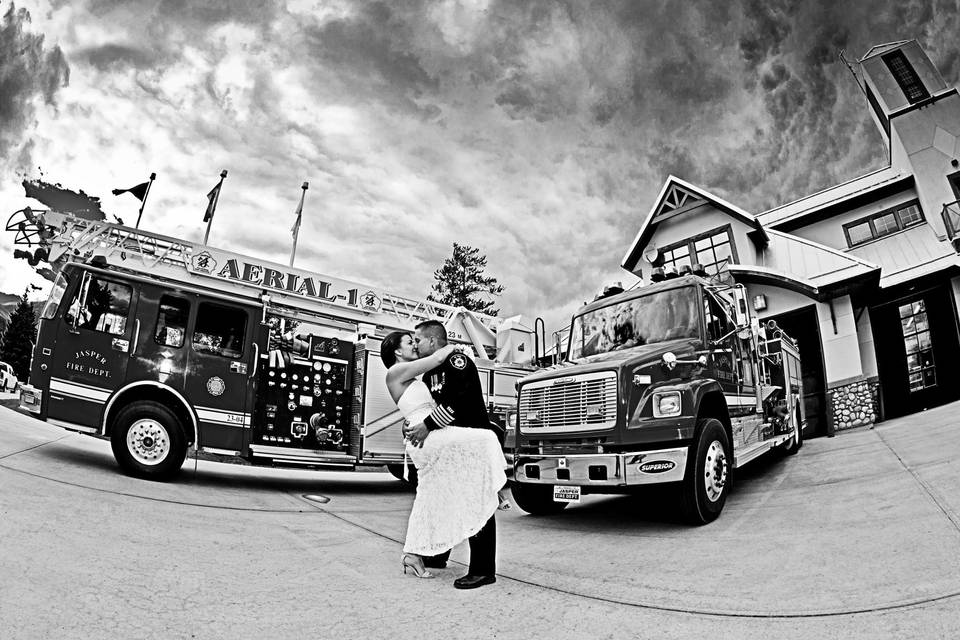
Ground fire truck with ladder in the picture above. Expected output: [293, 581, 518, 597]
[5, 208, 538, 482]
[510, 266, 804, 524]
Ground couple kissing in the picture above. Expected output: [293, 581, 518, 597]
[382, 320, 507, 589]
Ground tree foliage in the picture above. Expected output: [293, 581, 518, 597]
[428, 243, 504, 316]
[0, 291, 38, 382]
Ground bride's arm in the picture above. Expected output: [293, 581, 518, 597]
[386, 344, 457, 384]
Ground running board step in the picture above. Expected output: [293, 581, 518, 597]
[249, 444, 355, 465]
[733, 434, 790, 468]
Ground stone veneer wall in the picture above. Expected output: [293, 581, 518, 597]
[828, 378, 879, 431]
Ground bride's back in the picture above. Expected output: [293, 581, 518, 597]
[398, 379, 435, 424]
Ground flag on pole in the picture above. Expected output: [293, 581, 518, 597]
[291, 188, 305, 236]
[203, 170, 228, 245]
[113, 173, 156, 228]
[289, 181, 309, 267]
[203, 181, 222, 222]
[112, 182, 150, 201]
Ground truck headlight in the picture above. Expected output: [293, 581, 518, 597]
[653, 391, 682, 417]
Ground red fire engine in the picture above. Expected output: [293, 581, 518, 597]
[6, 208, 536, 481]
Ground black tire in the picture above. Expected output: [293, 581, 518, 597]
[110, 401, 187, 481]
[511, 482, 568, 515]
[679, 418, 730, 525]
[782, 406, 803, 456]
[387, 463, 419, 486]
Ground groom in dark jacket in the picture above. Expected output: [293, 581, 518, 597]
[402, 319, 498, 589]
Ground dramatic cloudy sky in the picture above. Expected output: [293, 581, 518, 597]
[2, 0, 960, 332]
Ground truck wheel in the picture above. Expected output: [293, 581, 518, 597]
[782, 407, 803, 456]
[387, 464, 418, 486]
[110, 401, 187, 481]
[680, 418, 730, 525]
[511, 482, 568, 515]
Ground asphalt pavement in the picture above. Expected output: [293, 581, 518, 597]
[2, 391, 960, 639]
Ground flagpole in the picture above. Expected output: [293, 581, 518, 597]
[289, 181, 308, 267]
[203, 169, 227, 245]
[134, 173, 156, 229]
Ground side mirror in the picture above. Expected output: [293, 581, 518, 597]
[68, 271, 92, 334]
[732, 286, 749, 328]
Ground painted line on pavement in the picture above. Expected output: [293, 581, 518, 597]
[0, 463, 333, 514]
[874, 428, 960, 535]
[0, 434, 73, 461]
[314, 503, 960, 620]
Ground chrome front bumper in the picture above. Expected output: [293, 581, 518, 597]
[19, 384, 41, 414]
[515, 445, 688, 487]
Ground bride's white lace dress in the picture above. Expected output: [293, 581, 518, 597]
[398, 379, 507, 556]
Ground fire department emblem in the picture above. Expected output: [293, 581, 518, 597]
[450, 353, 468, 370]
[206, 376, 226, 396]
[359, 290, 381, 311]
[191, 251, 217, 274]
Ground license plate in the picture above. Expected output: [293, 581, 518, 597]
[553, 485, 581, 503]
[22, 393, 35, 404]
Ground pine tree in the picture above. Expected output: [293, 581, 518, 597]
[427, 243, 504, 316]
[0, 291, 38, 382]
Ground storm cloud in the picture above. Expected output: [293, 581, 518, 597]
[0, 3, 69, 170]
[4, 0, 960, 330]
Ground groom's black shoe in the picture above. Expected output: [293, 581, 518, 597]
[422, 558, 447, 569]
[453, 574, 496, 589]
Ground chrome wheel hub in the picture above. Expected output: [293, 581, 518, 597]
[703, 440, 728, 502]
[127, 418, 170, 466]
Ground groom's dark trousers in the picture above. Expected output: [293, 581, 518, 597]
[425, 514, 495, 574]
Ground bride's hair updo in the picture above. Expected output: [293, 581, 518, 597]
[380, 330, 410, 368]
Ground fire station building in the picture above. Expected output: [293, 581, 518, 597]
[622, 40, 960, 437]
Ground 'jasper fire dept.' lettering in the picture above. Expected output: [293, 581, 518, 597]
[66, 349, 111, 378]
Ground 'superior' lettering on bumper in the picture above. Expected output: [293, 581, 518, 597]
[516, 446, 688, 487]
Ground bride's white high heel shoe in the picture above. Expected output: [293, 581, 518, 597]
[401, 553, 435, 579]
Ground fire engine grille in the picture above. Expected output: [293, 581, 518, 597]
[518, 371, 617, 433]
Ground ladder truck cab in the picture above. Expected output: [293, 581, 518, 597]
[511, 268, 804, 524]
[7, 208, 537, 481]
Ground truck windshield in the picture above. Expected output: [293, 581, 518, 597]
[568, 286, 700, 359]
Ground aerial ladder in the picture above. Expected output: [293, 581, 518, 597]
[6, 207, 534, 358]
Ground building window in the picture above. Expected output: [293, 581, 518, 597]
[899, 300, 936, 392]
[842, 201, 925, 248]
[865, 84, 890, 136]
[659, 226, 737, 276]
[882, 50, 930, 104]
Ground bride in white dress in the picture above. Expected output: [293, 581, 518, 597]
[381, 331, 507, 579]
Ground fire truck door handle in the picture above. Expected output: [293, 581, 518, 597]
[131, 319, 140, 354]
[250, 342, 259, 378]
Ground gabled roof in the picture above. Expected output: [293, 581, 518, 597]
[621, 176, 769, 271]
[860, 40, 913, 62]
[756, 167, 913, 230]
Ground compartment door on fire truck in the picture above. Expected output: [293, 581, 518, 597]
[184, 300, 261, 452]
[48, 270, 138, 430]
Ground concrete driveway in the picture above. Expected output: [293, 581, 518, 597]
[1, 396, 959, 639]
